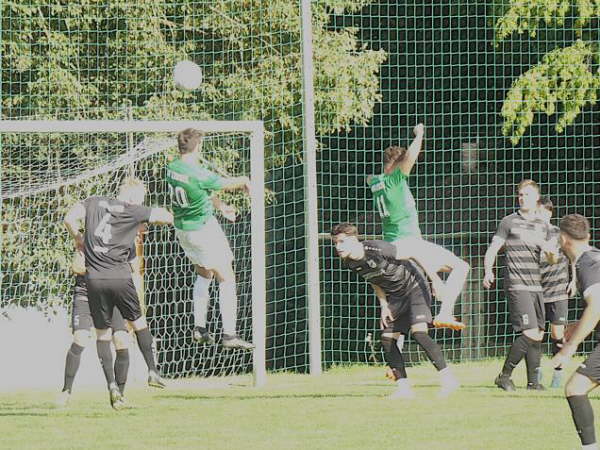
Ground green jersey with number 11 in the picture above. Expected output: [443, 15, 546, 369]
[166, 158, 225, 231]
[369, 168, 421, 241]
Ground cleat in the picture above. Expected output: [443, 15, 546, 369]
[55, 391, 71, 408]
[438, 370, 460, 398]
[389, 380, 416, 400]
[148, 371, 167, 389]
[550, 371, 563, 388]
[495, 374, 516, 392]
[109, 385, 125, 411]
[526, 382, 546, 391]
[433, 316, 466, 331]
[222, 334, 255, 351]
[193, 327, 215, 345]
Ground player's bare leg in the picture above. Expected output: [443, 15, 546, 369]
[212, 263, 254, 351]
[565, 372, 599, 449]
[95, 328, 125, 410]
[382, 332, 414, 399]
[410, 322, 460, 398]
[550, 324, 565, 388]
[192, 265, 215, 345]
[56, 329, 92, 407]
[128, 316, 166, 389]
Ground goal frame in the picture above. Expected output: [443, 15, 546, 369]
[0, 120, 267, 387]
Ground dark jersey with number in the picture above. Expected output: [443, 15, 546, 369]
[576, 247, 600, 299]
[83, 196, 151, 279]
[344, 240, 426, 300]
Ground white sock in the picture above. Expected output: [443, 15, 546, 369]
[396, 378, 410, 387]
[193, 275, 211, 328]
[219, 280, 237, 336]
[582, 443, 599, 450]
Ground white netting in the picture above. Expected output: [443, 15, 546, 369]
[1, 130, 256, 379]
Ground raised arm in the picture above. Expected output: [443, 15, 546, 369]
[148, 207, 174, 225]
[221, 176, 251, 194]
[553, 285, 600, 368]
[483, 237, 505, 289]
[398, 123, 425, 175]
[212, 196, 237, 222]
[64, 202, 86, 251]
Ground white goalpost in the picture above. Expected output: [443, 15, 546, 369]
[0, 120, 266, 388]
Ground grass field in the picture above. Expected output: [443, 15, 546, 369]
[0, 358, 593, 450]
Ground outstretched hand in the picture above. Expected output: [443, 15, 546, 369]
[413, 123, 425, 136]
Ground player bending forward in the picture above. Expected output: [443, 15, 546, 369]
[331, 223, 466, 399]
[552, 214, 600, 450]
[64, 178, 173, 410]
[166, 128, 253, 350]
[368, 123, 469, 324]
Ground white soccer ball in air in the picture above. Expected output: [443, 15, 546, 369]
[173, 60, 203, 91]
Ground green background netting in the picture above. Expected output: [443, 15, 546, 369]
[1, 1, 599, 374]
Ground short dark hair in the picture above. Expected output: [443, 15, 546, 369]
[560, 214, 590, 240]
[539, 196, 553, 212]
[383, 146, 407, 165]
[177, 128, 204, 154]
[330, 223, 358, 237]
[517, 179, 540, 193]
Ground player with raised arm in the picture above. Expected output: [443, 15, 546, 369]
[538, 197, 573, 388]
[331, 223, 463, 399]
[56, 248, 136, 407]
[368, 124, 469, 327]
[63, 178, 173, 410]
[166, 128, 253, 350]
[483, 179, 556, 391]
[552, 214, 600, 450]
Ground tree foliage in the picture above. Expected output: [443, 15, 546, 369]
[495, 0, 600, 144]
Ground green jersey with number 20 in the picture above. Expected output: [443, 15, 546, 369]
[369, 168, 421, 241]
[166, 158, 225, 231]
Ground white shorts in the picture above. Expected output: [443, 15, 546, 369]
[175, 217, 234, 270]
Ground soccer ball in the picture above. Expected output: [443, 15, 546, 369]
[173, 60, 203, 91]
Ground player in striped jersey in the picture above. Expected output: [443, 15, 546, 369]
[538, 197, 574, 388]
[367, 124, 469, 327]
[552, 214, 600, 450]
[484, 179, 557, 391]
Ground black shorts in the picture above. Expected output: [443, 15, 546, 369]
[86, 276, 141, 329]
[577, 343, 600, 384]
[544, 300, 568, 326]
[507, 290, 545, 332]
[381, 282, 433, 334]
[72, 292, 127, 332]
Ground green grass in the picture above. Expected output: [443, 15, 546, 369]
[0, 359, 594, 449]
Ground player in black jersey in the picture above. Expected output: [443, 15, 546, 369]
[64, 178, 173, 410]
[331, 223, 467, 399]
[552, 215, 600, 450]
[56, 246, 141, 407]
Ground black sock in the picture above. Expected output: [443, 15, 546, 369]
[381, 336, 407, 379]
[525, 338, 542, 384]
[567, 395, 596, 445]
[114, 349, 130, 394]
[62, 343, 85, 393]
[135, 328, 157, 372]
[412, 331, 447, 371]
[96, 340, 115, 387]
[501, 334, 531, 377]
[551, 338, 564, 370]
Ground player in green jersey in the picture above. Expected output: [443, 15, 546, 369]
[368, 124, 469, 328]
[166, 128, 254, 350]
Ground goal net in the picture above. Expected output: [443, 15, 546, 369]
[0, 120, 266, 387]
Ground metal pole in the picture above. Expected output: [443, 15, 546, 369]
[300, 0, 322, 376]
